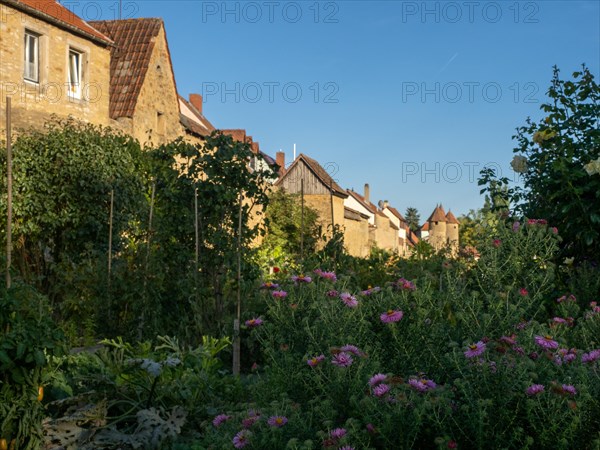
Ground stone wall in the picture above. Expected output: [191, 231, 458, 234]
[343, 216, 370, 257]
[0, 4, 111, 130]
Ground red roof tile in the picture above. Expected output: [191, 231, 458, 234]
[386, 206, 407, 222]
[446, 210, 460, 224]
[346, 189, 377, 214]
[89, 18, 175, 119]
[179, 95, 215, 137]
[4, 0, 112, 44]
[421, 222, 430, 231]
[427, 204, 447, 222]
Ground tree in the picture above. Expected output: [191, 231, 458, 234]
[405, 207, 420, 232]
[512, 65, 600, 260]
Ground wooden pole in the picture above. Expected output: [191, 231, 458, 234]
[138, 180, 156, 340]
[107, 189, 114, 321]
[300, 178, 304, 258]
[330, 178, 335, 227]
[5, 97, 12, 289]
[233, 192, 243, 376]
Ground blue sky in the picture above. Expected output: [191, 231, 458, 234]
[74, 0, 599, 218]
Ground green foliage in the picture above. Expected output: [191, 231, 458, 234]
[261, 189, 320, 262]
[509, 65, 599, 260]
[0, 284, 65, 449]
[405, 207, 420, 233]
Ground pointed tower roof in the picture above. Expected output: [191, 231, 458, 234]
[446, 210, 460, 224]
[427, 204, 447, 222]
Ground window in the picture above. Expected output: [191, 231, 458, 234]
[156, 111, 165, 137]
[68, 48, 83, 99]
[24, 30, 39, 82]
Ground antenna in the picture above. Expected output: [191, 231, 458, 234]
[293, 143, 296, 161]
[378, 200, 384, 209]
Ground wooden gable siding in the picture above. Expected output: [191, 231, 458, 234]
[279, 160, 334, 195]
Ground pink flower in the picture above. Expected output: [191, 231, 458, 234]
[340, 292, 358, 308]
[561, 384, 577, 396]
[372, 383, 391, 397]
[329, 428, 347, 440]
[369, 373, 387, 386]
[464, 341, 486, 358]
[380, 309, 403, 323]
[273, 266, 280, 273]
[326, 289, 339, 297]
[534, 335, 558, 350]
[307, 354, 326, 367]
[314, 269, 337, 281]
[551, 227, 558, 234]
[512, 221, 521, 232]
[340, 344, 365, 356]
[245, 318, 263, 328]
[212, 414, 231, 427]
[260, 282, 280, 289]
[447, 440, 458, 449]
[242, 410, 261, 428]
[272, 290, 288, 299]
[519, 288, 528, 296]
[395, 278, 416, 291]
[233, 430, 251, 448]
[408, 377, 437, 392]
[492, 239, 501, 247]
[331, 352, 353, 367]
[267, 415, 288, 427]
[525, 384, 544, 396]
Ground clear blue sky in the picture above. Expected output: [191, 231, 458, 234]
[73, 0, 599, 218]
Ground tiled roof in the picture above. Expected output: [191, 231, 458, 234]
[4, 0, 112, 44]
[344, 206, 369, 221]
[389, 221, 399, 231]
[278, 154, 347, 197]
[407, 229, 420, 246]
[421, 222, 430, 231]
[386, 206, 407, 222]
[222, 129, 247, 143]
[178, 95, 215, 137]
[346, 190, 377, 214]
[89, 18, 174, 119]
[446, 210, 460, 224]
[427, 204, 447, 222]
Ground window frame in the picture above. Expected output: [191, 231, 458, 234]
[67, 47, 84, 100]
[24, 29, 40, 83]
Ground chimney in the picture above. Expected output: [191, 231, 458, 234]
[189, 93, 203, 114]
[364, 183, 370, 203]
[383, 200, 389, 209]
[276, 151, 286, 176]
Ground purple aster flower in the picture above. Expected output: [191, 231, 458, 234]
[339, 447, 355, 450]
[340, 344, 365, 357]
[499, 334, 517, 346]
[373, 383, 391, 398]
[212, 414, 231, 427]
[272, 290, 288, 299]
[233, 430, 251, 448]
[512, 221, 521, 232]
[291, 274, 312, 283]
[267, 415, 288, 427]
[380, 309, 403, 323]
[326, 289, 339, 297]
[534, 335, 558, 350]
[582, 349, 600, 363]
[396, 278, 416, 291]
[464, 341, 486, 358]
[360, 286, 381, 296]
[329, 428, 347, 440]
[260, 282, 280, 289]
[369, 373, 387, 386]
[366, 423, 376, 434]
[340, 292, 358, 308]
[562, 384, 577, 396]
[331, 352, 354, 367]
[307, 354, 326, 367]
[408, 377, 437, 392]
[245, 318, 263, 328]
[525, 384, 544, 396]
[314, 269, 337, 281]
[242, 410, 261, 428]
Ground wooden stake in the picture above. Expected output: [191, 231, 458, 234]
[233, 192, 243, 376]
[300, 178, 304, 258]
[5, 97, 12, 289]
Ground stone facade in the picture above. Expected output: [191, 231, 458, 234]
[343, 207, 370, 257]
[0, 1, 111, 131]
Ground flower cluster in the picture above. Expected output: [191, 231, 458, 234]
[272, 289, 288, 299]
[260, 281, 280, 289]
[554, 348, 577, 365]
[556, 294, 576, 303]
[329, 345, 366, 368]
[360, 286, 381, 296]
[582, 349, 600, 364]
[394, 277, 416, 291]
[527, 218, 548, 226]
[212, 413, 231, 427]
[242, 410, 261, 428]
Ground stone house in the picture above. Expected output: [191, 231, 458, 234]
[0, 0, 113, 129]
[345, 186, 399, 254]
[275, 153, 348, 243]
[88, 18, 185, 146]
[382, 204, 411, 257]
